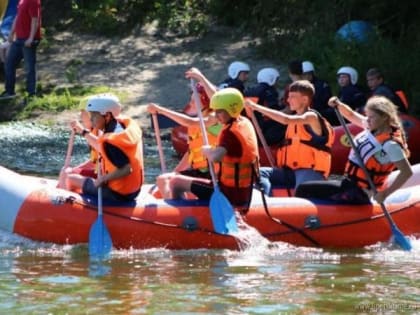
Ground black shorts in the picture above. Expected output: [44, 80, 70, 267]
[83, 178, 138, 202]
[295, 177, 370, 204]
[179, 168, 211, 179]
[190, 180, 214, 200]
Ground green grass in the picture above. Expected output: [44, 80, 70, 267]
[15, 85, 123, 120]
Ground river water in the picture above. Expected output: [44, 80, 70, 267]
[0, 122, 419, 314]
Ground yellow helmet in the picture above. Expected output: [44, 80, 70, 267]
[210, 88, 244, 118]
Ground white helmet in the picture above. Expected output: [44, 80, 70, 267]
[257, 68, 280, 86]
[84, 93, 121, 117]
[228, 61, 250, 79]
[337, 66, 358, 85]
[302, 61, 315, 73]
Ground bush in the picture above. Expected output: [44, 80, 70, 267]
[40, 0, 420, 115]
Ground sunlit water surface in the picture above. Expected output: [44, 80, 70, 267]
[0, 122, 419, 314]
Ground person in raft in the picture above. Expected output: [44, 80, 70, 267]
[60, 93, 144, 202]
[244, 67, 286, 146]
[147, 82, 222, 198]
[57, 107, 99, 188]
[167, 88, 259, 209]
[218, 61, 251, 94]
[295, 96, 413, 204]
[244, 80, 334, 196]
[336, 66, 366, 113]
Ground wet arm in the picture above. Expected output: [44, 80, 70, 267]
[148, 103, 198, 126]
[377, 159, 413, 202]
[202, 146, 226, 163]
[329, 97, 366, 128]
[245, 99, 317, 125]
[185, 68, 218, 98]
[98, 164, 131, 186]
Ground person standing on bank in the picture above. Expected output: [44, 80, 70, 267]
[1, 0, 41, 99]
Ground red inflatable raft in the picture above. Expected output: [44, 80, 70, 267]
[1, 165, 419, 250]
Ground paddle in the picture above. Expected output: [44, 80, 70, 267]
[89, 159, 113, 259]
[245, 98, 275, 167]
[152, 113, 167, 172]
[150, 112, 179, 129]
[57, 129, 76, 188]
[64, 129, 76, 168]
[190, 79, 238, 234]
[334, 106, 412, 251]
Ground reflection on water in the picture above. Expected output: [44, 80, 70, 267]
[1, 122, 420, 313]
[1, 233, 420, 314]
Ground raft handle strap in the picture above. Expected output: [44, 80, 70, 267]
[253, 167, 320, 247]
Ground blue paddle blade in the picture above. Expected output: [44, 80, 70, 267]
[210, 186, 238, 234]
[391, 224, 412, 251]
[89, 216, 113, 259]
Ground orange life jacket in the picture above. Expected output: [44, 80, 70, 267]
[276, 110, 334, 177]
[217, 117, 259, 188]
[188, 123, 221, 171]
[345, 128, 408, 189]
[98, 117, 144, 195]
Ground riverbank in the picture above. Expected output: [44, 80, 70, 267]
[34, 25, 285, 128]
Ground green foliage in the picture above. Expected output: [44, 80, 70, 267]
[64, 59, 83, 84]
[49, 0, 211, 36]
[149, 0, 211, 35]
[16, 85, 121, 120]
[38, 0, 420, 116]
[69, 4, 122, 36]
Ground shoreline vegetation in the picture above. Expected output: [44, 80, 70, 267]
[1, 0, 419, 125]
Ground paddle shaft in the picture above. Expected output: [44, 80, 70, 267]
[152, 113, 167, 172]
[190, 79, 218, 185]
[334, 107, 406, 230]
[97, 158, 104, 217]
[88, 156, 113, 259]
[190, 79, 239, 235]
[247, 107, 276, 167]
[64, 129, 76, 169]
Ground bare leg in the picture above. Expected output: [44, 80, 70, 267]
[156, 172, 175, 199]
[170, 175, 210, 199]
[66, 173, 87, 191]
[57, 167, 72, 189]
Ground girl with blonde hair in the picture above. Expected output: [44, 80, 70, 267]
[296, 95, 413, 204]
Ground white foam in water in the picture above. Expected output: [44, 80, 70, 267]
[361, 236, 420, 262]
[225, 215, 294, 267]
[231, 215, 271, 251]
